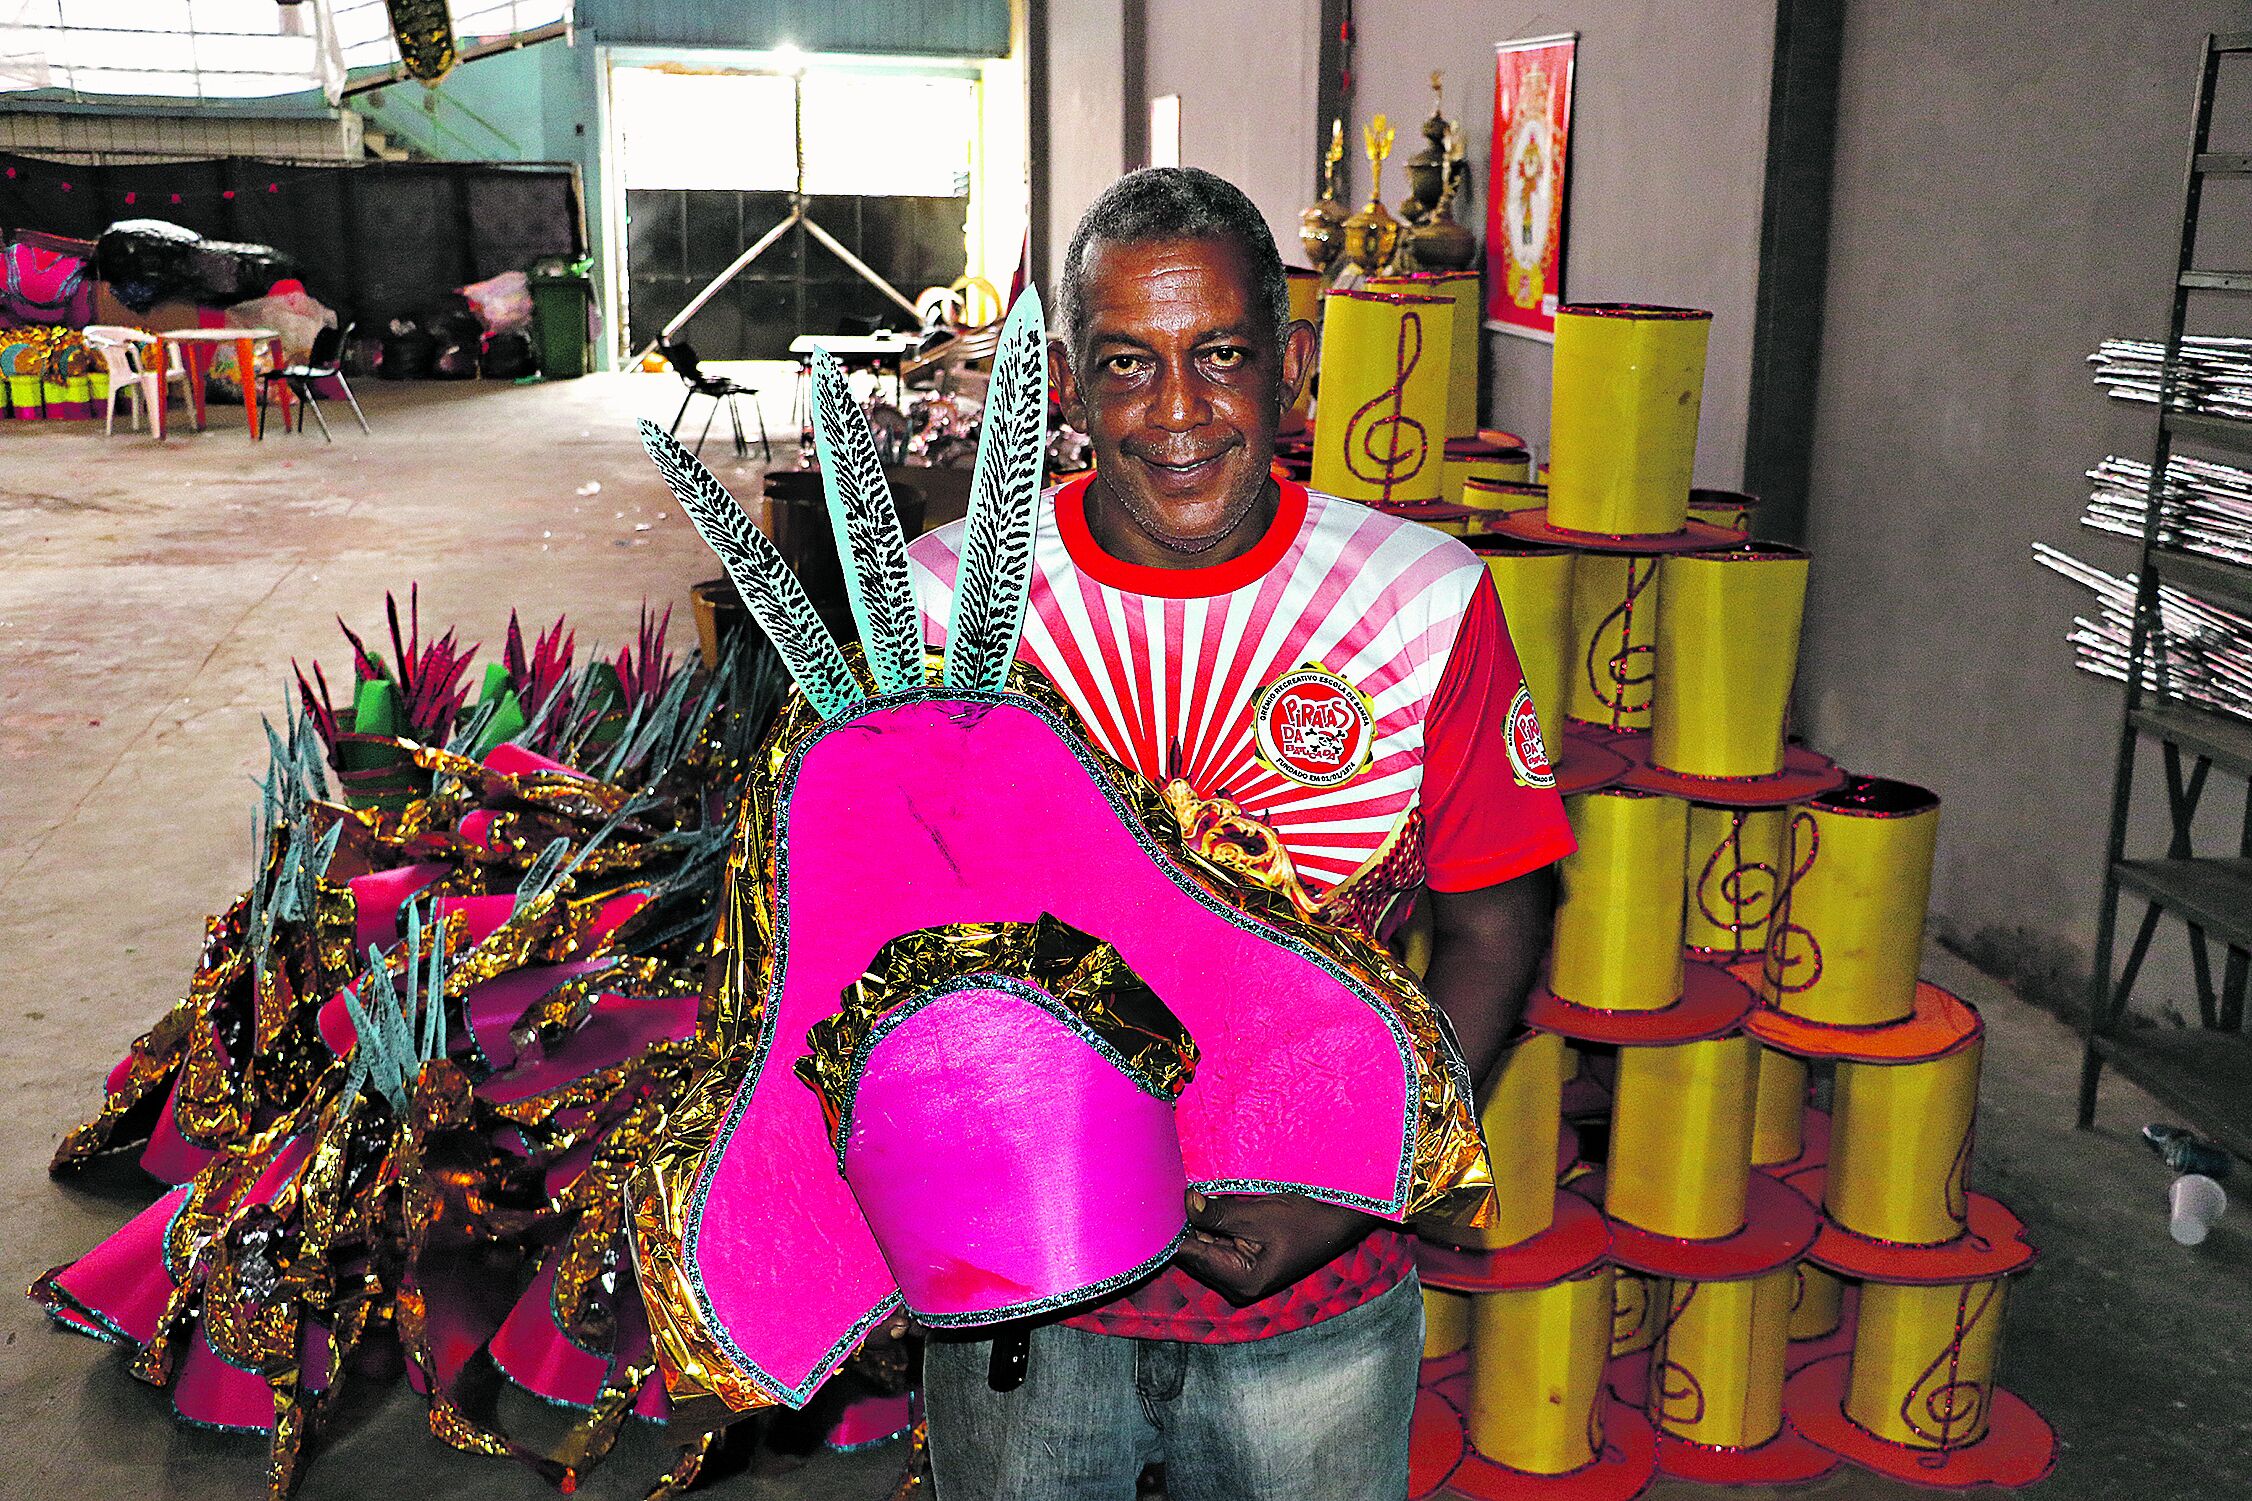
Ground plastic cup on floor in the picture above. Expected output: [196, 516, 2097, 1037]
[2169, 1173, 2227, 1245]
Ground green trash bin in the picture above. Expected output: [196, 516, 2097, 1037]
[529, 273, 593, 379]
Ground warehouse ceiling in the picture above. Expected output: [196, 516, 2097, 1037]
[0, 0, 568, 102]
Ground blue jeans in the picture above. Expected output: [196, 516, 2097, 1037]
[923, 1272, 1423, 1501]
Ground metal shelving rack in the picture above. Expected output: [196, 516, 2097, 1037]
[2077, 32, 2252, 1163]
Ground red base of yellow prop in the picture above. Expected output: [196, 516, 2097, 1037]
[1411, 1385, 1469, 1500]
[1576, 1170, 1821, 1282]
[1421, 1349, 1472, 1386]
[1747, 981, 1982, 1064]
[1782, 1168, 2038, 1283]
[1417, 1191, 1612, 1293]
[1486, 508, 1746, 553]
[1526, 960, 1756, 1046]
[1652, 1425, 1839, 1486]
[1443, 1401, 1658, 1501]
[1553, 726, 1635, 795]
[1784, 1356, 2057, 1490]
[1616, 736, 1848, 808]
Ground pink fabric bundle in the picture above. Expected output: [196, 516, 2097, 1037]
[681, 694, 1426, 1403]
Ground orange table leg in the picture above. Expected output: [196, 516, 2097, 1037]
[239, 337, 261, 440]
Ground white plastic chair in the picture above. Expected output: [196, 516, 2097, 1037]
[83, 325, 186, 437]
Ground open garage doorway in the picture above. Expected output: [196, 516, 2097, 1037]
[602, 47, 1025, 365]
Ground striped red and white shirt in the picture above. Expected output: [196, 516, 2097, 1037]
[908, 472, 1574, 1342]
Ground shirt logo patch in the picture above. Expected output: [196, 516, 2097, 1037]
[1505, 683, 1556, 789]
[1253, 663, 1377, 789]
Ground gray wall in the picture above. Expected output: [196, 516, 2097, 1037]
[1347, 2, 1776, 485]
[1041, 1, 1128, 285]
[1144, 0, 1322, 260]
[1798, 3, 2251, 1014]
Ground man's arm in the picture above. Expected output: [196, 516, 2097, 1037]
[1173, 865, 1557, 1305]
[1422, 866, 1556, 1082]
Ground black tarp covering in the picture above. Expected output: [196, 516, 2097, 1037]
[0, 154, 584, 328]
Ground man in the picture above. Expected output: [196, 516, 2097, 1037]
[906, 167, 1573, 1501]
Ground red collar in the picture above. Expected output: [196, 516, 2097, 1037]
[1055, 471, 1307, 599]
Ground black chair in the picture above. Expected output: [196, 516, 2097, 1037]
[661, 337, 771, 461]
[257, 322, 369, 442]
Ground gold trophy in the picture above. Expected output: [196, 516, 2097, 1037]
[1342, 115, 1401, 276]
[1298, 119, 1350, 277]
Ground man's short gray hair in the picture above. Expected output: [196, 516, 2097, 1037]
[1056, 167, 1291, 366]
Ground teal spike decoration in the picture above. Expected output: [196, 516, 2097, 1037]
[945, 286, 1051, 692]
[636, 420, 865, 720]
[342, 908, 449, 1115]
[807, 348, 927, 693]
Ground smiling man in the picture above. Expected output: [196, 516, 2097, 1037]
[907, 167, 1574, 1501]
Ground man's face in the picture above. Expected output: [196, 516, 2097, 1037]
[1057, 236, 1312, 556]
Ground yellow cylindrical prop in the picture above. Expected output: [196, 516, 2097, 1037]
[1424, 1286, 1472, 1358]
[1652, 546, 1811, 778]
[1467, 1267, 1616, 1474]
[1311, 288, 1453, 506]
[1649, 1271, 1794, 1450]
[1763, 778, 1941, 1027]
[1284, 266, 1323, 418]
[1567, 552, 1661, 731]
[1612, 1271, 1672, 1356]
[1468, 1028, 1566, 1248]
[1688, 487, 1758, 532]
[1473, 543, 1572, 756]
[1461, 475, 1545, 513]
[1788, 1264, 1845, 1341]
[1608, 1034, 1758, 1240]
[1685, 804, 1788, 961]
[1828, 1039, 1983, 1245]
[1846, 1279, 2009, 1451]
[1749, 1045, 1809, 1167]
[1548, 304, 1712, 536]
[1370, 269, 1482, 440]
[1443, 438, 1533, 507]
[1551, 790, 1688, 1012]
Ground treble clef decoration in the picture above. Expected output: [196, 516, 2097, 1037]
[1583, 556, 1659, 728]
[1647, 1281, 1706, 1431]
[1695, 810, 1780, 961]
[1341, 309, 1429, 504]
[1900, 1281, 1999, 1456]
[1761, 808, 1823, 996]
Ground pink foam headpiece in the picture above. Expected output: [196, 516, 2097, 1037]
[630, 287, 1493, 1412]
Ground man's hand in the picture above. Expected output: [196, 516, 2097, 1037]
[1172, 1189, 1378, 1306]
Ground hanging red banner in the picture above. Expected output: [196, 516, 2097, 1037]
[1485, 33, 1577, 342]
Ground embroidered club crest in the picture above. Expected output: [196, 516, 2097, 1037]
[1253, 664, 1377, 789]
[1504, 683, 1556, 788]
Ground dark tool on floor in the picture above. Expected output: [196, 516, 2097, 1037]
[2145, 1122, 2234, 1179]
[661, 337, 772, 461]
[257, 321, 371, 442]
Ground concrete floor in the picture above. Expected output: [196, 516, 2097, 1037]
[3, 379, 2248, 1500]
